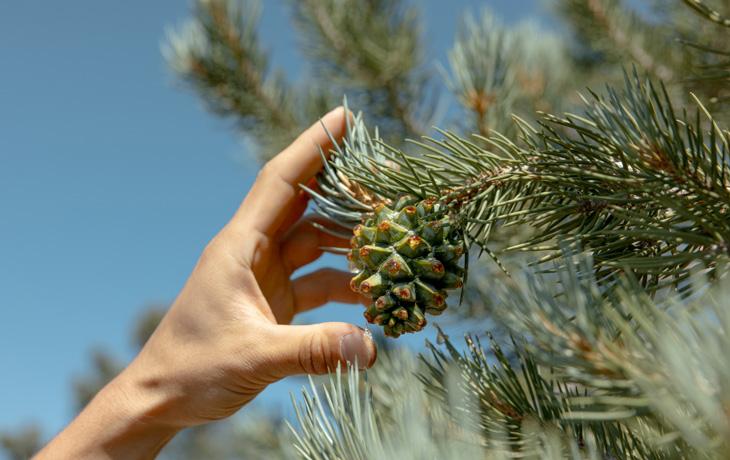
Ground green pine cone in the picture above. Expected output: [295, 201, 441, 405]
[349, 195, 465, 338]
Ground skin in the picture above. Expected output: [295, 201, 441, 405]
[36, 107, 377, 459]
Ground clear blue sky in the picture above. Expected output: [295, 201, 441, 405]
[0, 0, 546, 440]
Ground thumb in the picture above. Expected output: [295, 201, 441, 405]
[266, 323, 377, 378]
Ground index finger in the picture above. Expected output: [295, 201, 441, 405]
[234, 106, 348, 238]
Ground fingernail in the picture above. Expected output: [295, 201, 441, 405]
[340, 328, 376, 370]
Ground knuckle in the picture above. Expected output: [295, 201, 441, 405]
[258, 160, 279, 182]
[198, 233, 230, 267]
[297, 334, 313, 375]
[298, 332, 329, 375]
[256, 160, 292, 193]
[196, 238, 219, 270]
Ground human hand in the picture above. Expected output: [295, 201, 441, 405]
[37, 107, 376, 459]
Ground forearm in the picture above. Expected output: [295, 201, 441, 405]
[36, 368, 180, 460]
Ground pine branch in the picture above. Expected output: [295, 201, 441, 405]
[683, 0, 730, 28]
[418, 326, 669, 459]
[555, 0, 677, 82]
[290, 0, 430, 139]
[444, 11, 518, 138]
[164, 0, 303, 156]
[289, 349, 603, 459]
[510, 22, 576, 116]
[488, 250, 730, 454]
[288, 351, 489, 460]
[315, 73, 730, 293]
[496, 75, 730, 289]
[444, 11, 575, 138]
[678, 0, 730, 108]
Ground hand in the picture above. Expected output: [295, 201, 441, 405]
[37, 107, 377, 459]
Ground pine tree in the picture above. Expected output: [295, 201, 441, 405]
[160, 0, 730, 458]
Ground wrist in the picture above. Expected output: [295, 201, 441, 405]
[99, 368, 182, 454]
[37, 365, 180, 460]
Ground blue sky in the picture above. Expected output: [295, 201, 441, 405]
[0, 0, 546, 439]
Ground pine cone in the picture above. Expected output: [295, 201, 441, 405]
[349, 195, 464, 338]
